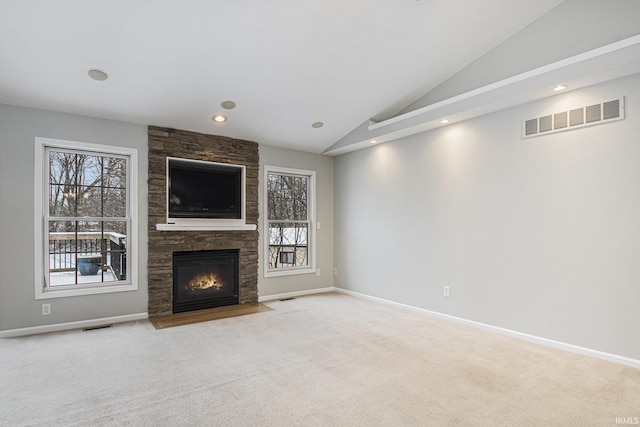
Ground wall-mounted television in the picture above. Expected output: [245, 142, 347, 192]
[167, 157, 245, 224]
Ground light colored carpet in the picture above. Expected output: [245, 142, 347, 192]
[1, 292, 638, 426]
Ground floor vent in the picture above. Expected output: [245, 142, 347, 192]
[523, 97, 624, 138]
[83, 324, 112, 331]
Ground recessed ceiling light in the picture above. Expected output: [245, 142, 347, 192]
[221, 100, 236, 110]
[312, 121, 324, 128]
[212, 114, 227, 123]
[88, 69, 108, 81]
[554, 85, 567, 91]
[370, 140, 377, 144]
[440, 119, 449, 124]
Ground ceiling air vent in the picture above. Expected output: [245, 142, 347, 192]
[553, 112, 568, 129]
[539, 115, 553, 133]
[569, 108, 584, 127]
[522, 97, 624, 139]
[603, 99, 620, 120]
[525, 119, 538, 136]
[585, 104, 601, 123]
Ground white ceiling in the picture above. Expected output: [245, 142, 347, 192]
[0, 0, 564, 153]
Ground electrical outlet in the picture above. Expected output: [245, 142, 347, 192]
[316, 269, 321, 276]
[42, 304, 51, 316]
[443, 286, 450, 297]
[333, 267, 338, 276]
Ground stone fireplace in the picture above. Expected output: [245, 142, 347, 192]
[147, 127, 259, 317]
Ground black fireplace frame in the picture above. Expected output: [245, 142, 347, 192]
[172, 249, 239, 313]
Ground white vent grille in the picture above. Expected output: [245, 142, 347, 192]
[553, 112, 567, 129]
[603, 100, 620, 120]
[525, 119, 538, 135]
[523, 97, 624, 138]
[569, 108, 584, 127]
[539, 115, 552, 133]
[585, 104, 601, 123]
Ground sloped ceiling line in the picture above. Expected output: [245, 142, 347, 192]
[323, 34, 640, 156]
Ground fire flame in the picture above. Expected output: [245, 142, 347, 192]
[189, 273, 224, 291]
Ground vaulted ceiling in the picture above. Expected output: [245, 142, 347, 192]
[2, 1, 638, 155]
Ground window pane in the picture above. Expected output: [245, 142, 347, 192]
[49, 151, 80, 217]
[102, 157, 127, 217]
[76, 185, 100, 217]
[48, 150, 127, 218]
[47, 220, 127, 286]
[268, 222, 308, 269]
[48, 183, 77, 217]
[78, 186, 127, 217]
[48, 220, 77, 273]
[267, 173, 307, 221]
[104, 221, 128, 281]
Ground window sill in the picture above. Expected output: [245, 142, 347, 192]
[264, 268, 316, 278]
[36, 282, 138, 300]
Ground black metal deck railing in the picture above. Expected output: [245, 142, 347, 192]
[49, 232, 126, 280]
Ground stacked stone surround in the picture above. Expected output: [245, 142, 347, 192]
[147, 126, 259, 316]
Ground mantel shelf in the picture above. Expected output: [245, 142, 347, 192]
[155, 223, 257, 231]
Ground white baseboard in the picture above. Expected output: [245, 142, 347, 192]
[335, 288, 640, 370]
[0, 313, 149, 338]
[258, 287, 336, 302]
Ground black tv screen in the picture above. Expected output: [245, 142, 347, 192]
[168, 158, 242, 220]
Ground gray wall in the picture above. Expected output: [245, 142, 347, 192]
[334, 74, 640, 360]
[0, 104, 148, 331]
[0, 103, 334, 330]
[258, 145, 334, 297]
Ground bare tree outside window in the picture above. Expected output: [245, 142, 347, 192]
[267, 172, 310, 270]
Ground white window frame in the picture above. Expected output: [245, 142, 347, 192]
[34, 137, 138, 299]
[264, 166, 316, 278]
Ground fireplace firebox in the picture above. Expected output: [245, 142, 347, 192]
[172, 249, 239, 313]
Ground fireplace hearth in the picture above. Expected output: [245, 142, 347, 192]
[172, 249, 239, 313]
